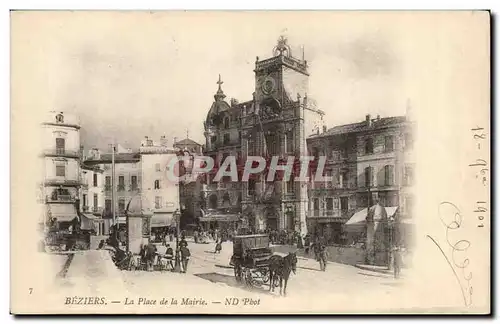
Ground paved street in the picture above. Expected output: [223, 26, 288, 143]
[46, 239, 410, 313]
[119, 239, 407, 312]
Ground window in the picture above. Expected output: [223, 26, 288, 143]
[339, 171, 347, 188]
[248, 179, 256, 195]
[334, 198, 340, 209]
[404, 133, 414, 151]
[155, 196, 162, 209]
[93, 173, 98, 187]
[82, 194, 87, 208]
[286, 130, 294, 153]
[286, 178, 294, 194]
[238, 131, 242, 141]
[209, 194, 218, 209]
[326, 198, 334, 210]
[55, 138, 65, 154]
[340, 197, 349, 211]
[131, 175, 138, 190]
[224, 117, 230, 129]
[364, 166, 373, 187]
[118, 199, 126, 213]
[154, 180, 161, 189]
[384, 165, 394, 186]
[223, 133, 230, 145]
[365, 138, 374, 154]
[223, 193, 230, 206]
[384, 136, 394, 152]
[405, 196, 414, 216]
[265, 133, 278, 156]
[55, 165, 65, 177]
[404, 165, 414, 186]
[211, 136, 217, 145]
[313, 198, 320, 210]
[105, 199, 112, 213]
[155, 163, 161, 172]
[105, 176, 111, 190]
[118, 176, 125, 191]
[93, 194, 98, 210]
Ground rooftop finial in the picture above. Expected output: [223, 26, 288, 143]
[273, 35, 291, 57]
[214, 74, 226, 101]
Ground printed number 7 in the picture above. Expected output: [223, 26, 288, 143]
[29, 288, 33, 294]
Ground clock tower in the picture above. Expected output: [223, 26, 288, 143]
[254, 35, 309, 119]
[240, 36, 323, 235]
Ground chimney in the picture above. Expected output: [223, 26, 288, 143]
[174, 137, 177, 144]
[323, 125, 327, 133]
[377, 115, 380, 121]
[366, 114, 372, 127]
[160, 135, 167, 147]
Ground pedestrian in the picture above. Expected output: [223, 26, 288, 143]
[164, 244, 174, 270]
[393, 246, 402, 279]
[318, 244, 328, 271]
[180, 245, 191, 273]
[215, 239, 222, 254]
[146, 241, 157, 271]
[304, 235, 310, 255]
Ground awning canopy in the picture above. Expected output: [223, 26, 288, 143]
[345, 205, 399, 227]
[81, 214, 103, 231]
[199, 214, 240, 222]
[151, 213, 174, 228]
[47, 203, 79, 223]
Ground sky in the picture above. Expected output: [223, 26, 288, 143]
[12, 11, 454, 150]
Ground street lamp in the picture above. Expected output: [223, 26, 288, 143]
[173, 208, 182, 272]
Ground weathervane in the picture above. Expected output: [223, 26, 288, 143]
[273, 35, 291, 57]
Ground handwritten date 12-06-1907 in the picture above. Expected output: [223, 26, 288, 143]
[427, 202, 472, 307]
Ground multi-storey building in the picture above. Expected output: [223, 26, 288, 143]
[139, 136, 180, 231]
[203, 77, 244, 231]
[41, 111, 81, 230]
[306, 110, 416, 244]
[202, 36, 325, 234]
[84, 146, 142, 234]
[79, 161, 105, 234]
[174, 138, 204, 228]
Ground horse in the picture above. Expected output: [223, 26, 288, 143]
[215, 240, 222, 254]
[268, 252, 297, 297]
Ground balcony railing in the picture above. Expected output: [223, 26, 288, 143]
[42, 149, 80, 158]
[92, 206, 103, 213]
[44, 179, 81, 187]
[117, 184, 126, 191]
[46, 194, 74, 202]
[104, 185, 112, 191]
[307, 209, 353, 219]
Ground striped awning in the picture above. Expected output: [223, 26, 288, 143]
[151, 213, 174, 228]
[47, 203, 79, 223]
[199, 214, 239, 222]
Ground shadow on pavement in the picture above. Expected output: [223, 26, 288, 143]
[297, 266, 322, 272]
[215, 264, 233, 269]
[194, 272, 275, 296]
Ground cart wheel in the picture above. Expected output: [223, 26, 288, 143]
[234, 265, 242, 283]
[261, 269, 270, 284]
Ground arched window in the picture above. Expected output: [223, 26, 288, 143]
[222, 193, 230, 206]
[209, 194, 218, 209]
[154, 180, 161, 189]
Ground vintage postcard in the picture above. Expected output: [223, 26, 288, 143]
[10, 11, 490, 314]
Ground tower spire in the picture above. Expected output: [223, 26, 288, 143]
[214, 74, 226, 101]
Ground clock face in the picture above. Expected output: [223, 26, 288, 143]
[261, 76, 276, 95]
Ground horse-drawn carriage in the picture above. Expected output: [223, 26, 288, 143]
[229, 234, 279, 288]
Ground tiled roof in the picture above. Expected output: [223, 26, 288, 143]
[309, 116, 407, 138]
[95, 152, 141, 163]
[175, 138, 202, 146]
